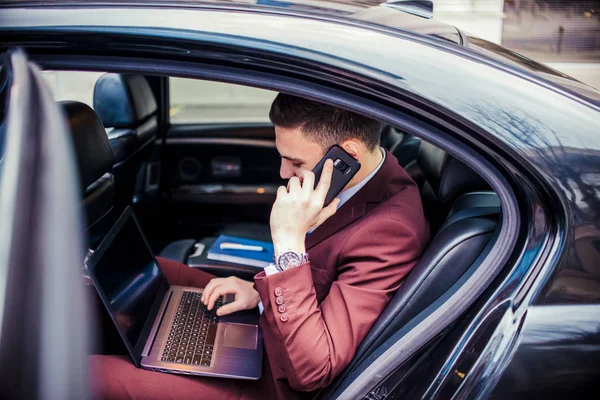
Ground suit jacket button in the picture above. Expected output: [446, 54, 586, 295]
[275, 296, 284, 305]
[280, 313, 289, 322]
[274, 287, 283, 297]
[278, 304, 287, 313]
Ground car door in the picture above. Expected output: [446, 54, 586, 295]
[161, 78, 283, 240]
[0, 49, 91, 399]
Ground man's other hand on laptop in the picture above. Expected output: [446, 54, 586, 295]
[201, 277, 261, 316]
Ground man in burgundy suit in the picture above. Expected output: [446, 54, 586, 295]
[90, 94, 429, 399]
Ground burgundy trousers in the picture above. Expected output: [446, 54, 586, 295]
[89, 257, 273, 400]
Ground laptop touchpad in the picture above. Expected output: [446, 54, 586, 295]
[223, 323, 258, 350]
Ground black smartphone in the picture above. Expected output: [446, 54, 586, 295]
[312, 145, 361, 207]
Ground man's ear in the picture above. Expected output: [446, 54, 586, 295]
[340, 140, 361, 160]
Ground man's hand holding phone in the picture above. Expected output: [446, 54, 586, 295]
[270, 158, 340, 255]
[270, 144, 360, 254]
[201, 158, 340, 317]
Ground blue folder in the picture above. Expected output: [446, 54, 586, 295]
[206, 234, 274, 268]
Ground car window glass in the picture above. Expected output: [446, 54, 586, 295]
[40, 70, 104, 109]
[169, 78, 277, 124]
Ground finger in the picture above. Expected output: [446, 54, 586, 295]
[207, 285, 228, 311]
[206, 279, 231, 309]
[276, 185, 287, 199]
[298, 170, 315, 193]
[287, 176, 301, 193]
[317, 197, 340, 226]
[216, 299, 246, 316]
[315, 159, 334, 200]
[201, 278, 221, 304]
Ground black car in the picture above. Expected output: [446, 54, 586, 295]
[0, 1, 599, 399]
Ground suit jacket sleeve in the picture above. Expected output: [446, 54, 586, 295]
[253, 217, 424, 392]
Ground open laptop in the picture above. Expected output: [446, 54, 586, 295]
[85, 207, 263, 379]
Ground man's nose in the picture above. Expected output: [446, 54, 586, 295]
[280, 161, 294, 180]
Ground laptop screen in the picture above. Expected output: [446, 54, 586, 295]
[89, 211, 167, 350]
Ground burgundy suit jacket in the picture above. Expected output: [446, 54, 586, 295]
[253, 151, 429, 400]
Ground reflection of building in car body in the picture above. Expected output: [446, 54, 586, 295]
[434, 0, 600, 88]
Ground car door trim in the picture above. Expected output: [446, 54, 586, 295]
[162, 137, 276, 148]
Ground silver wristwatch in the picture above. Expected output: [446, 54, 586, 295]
[274, 250, 310, 271]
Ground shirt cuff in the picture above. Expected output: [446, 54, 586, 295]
[259, 263, 279, 314]
[264, 263, 280, 276]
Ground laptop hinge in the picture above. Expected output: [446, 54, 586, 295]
[142, 290, 173, 357]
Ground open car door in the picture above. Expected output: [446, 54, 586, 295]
[0, 49, 91, 399]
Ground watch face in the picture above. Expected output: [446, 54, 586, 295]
[277, 251, 302, 270]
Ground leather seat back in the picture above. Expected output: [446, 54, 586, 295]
[320, 145, 500, 399]
[381, 126, 422, 167]
[351, 192, 500, 359]
[417, 141, 490, 233]
[380, 125, 404, 151]
[61, 101, 115, 246]
[93, 74, 158, 210]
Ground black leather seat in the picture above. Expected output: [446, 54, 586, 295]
[415, 141, 490, 234]
[381, 126, 422, 167]
[61, 101, 116, 247]
[93, 73, 158, 211]
[320, 148, 500, 398]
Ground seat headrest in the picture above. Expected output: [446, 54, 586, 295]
[417, 141, 489, 203]
[60, 101, 114, 189]
[93, 74, 157, 128]
[380, 126, 404, 150]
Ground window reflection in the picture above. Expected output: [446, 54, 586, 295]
[502, 1, 600, 62]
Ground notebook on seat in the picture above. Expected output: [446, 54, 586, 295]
[85, 207, 263, 379]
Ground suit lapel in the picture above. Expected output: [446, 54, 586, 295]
[305, 194, 366, 249]
[306, 150, 398, 250]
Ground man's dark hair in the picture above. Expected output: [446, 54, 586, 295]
[269, 93, 382, 151]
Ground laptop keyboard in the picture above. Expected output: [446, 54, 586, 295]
[161, 291, 222, 367]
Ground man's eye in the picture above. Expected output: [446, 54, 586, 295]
[293, 163, 302, 168]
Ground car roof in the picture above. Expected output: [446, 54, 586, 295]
[8, 0, 600, 104]
[2, 2, 599, 163]
[0, 0, 463, 45]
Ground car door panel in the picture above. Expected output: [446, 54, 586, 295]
[161, 124, 282, 238]
[0, 49, 91, 399]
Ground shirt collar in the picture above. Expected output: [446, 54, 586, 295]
[307, 148, 386, 236]
[336, 147, 386, 210]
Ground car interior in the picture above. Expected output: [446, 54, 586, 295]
[41, 71, 503, 393]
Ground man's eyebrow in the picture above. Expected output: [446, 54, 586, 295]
[280, 154, 304, 163]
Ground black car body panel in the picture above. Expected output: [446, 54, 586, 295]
[1, 2, 599, 398]
[0, 0, 463, 44]
[490, 305, 600, 399]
